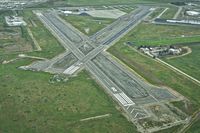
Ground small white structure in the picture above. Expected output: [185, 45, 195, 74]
[5, 16, 27, 26]
[187, 3, 198, 6]
[60, 10, 73, 14]
[186, 11, 200, 16]
[169, 48, 182, 55]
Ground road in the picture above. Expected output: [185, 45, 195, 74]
[173, 7, 182, 19]
[157, 58, 200, 85]
[156, 7, 169, 18]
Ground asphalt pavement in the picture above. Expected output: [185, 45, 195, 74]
[34, 7, 177, 121]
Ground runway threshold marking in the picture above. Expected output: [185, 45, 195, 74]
[150, 94, 159, 102]
[114, 92, 135, 106]
[127, 105, 131, 110]
[131, 108, 135, 113]
[134, 113, 139, 119]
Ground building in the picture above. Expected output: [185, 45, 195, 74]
[169, 48, 182, 55]
[5, 16, 27, 26]
[186, 11, 200, 16]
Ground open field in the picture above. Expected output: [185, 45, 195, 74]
[18, 10, 65, 59]
[154, 125, 182, 133]
[35, 0, 184, 7]
[65, 0, 179, 6]
[148, 7, 165, 19]
[0, 58, 137, 133]
[61, 15, 114, 36]
[172, 100, 198, 116]
[134, 36, 200, 46]
[118, 22, 200, 46]
[164, 43, 200, 81]
[66, 0, 140, 5]
[160, 6, 178, 19]
[0, 11, 14, 28]
[186, 118, 200, 133]
[0, 11, 34, 55]
[116, 6, 135, 13]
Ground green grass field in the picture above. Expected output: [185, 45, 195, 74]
[0, 11, 12, 26]
[18, 10, 65, 59]
[120, 22, 200, 46]
[148, 8, 165, 19]
[155, 125, 182, 133]
[117, 6, 135, 13]
[66, 0, 140, 5]
[164, 43, 200, 81]
[35, 0, 188, 8]
[61, 15, 114, 36]
[160, 6, 178, 19]
[65, 0, 178, 6]
[186, 118, 200, 133]
[0, 58, 137, 133]
[172, 100, 198, 116]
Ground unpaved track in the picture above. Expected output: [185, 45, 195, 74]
[156, 58, 200, 86]
[80, 114, 111, 121]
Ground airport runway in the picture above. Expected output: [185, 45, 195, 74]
[33, 7, 177, 121]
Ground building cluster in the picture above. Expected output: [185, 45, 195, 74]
[139, 46, 182, 58]
[5, 16, 27, 26]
